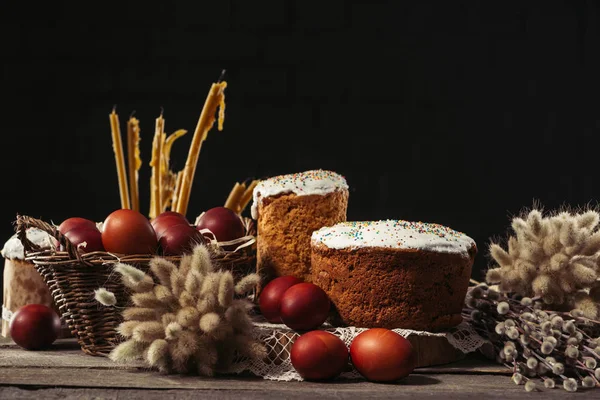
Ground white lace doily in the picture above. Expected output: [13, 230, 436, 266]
[227, 319, 487, 381]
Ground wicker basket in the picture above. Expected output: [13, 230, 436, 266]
[15, 214, 256, 357]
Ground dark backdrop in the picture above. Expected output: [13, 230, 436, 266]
[2, 1, 600, 288]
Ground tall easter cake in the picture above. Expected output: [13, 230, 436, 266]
[252, 169, 348, 285]
[1, 228, 57, 337]
[311, 220, 477, 331]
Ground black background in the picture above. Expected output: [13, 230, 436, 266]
[2, 1, 600, 288]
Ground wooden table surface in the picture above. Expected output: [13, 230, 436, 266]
[0, 337, 586, 399]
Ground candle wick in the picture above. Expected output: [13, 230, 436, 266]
[112, 104, 117, 113]
[129, 110, 136, 119]
[160, 106, 164, 117]
[217, 69, 226, 83]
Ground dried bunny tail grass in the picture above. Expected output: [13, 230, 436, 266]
[165, 322, 183, 340]
[559, 219, 577, 247]
[200, 272, 221, 297]
[234, 273, 261, 295]
[161, 312, 177, 327]
[132, 291, 164, 308]
[218, 271, 234, 307]
[507, 236, 520, 257]
[514, 259, 536, 281]
[132, 321, 165, 343]
[576, 210, 600, 230]
[191, 244, 213, 274]
[146, 339, 169, 372]
[171, 330, 199, 373]
[233, 334, 267, 360]
[526, 210, 544, 236]
[123, 307, 157, 321]
[177, 306, 200, 329]
[583, 231, 600, 255]
[570, 262, 598, 287]
[549, 253, 569, 271]
[94, 288, 117, 306]
[109, 340, 148, 363]
[542, 234, 562, 257]
[573, 292, 599, 319]
[197, 293, 218, 314]
[115, 262, 147, 283]
[178, 254, 193, 279]
[185, 270, 204, 295]
[150, 257, 178, 287]
[199, 312, 221, 333]
[486, 267, 503, 284]
[179, 290, 196, 308]
[225, 303, 254, 333]
[153, 284, 177, 306]
[117, 320, 139, 338]
[490, 244, 512, 268]
[170, 269, 185, 297]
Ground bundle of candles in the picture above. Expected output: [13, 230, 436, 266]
[108, 71, 258, 218]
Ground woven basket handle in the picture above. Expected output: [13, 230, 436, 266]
[15, 214, 83, 262]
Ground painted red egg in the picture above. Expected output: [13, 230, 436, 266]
[10, 304, 61, 350]
[101, 209, 158, 255]
[196, 206, 245, 243]
[350, 328, 416, 382]
[259, 276, 303, 323]
[280, 283, 330, 331]
[291, 330, 349, 380]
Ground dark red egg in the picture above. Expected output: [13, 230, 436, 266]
[350, 328, 416, 382]
[159, 223, 203, 256]
[280, 283, 330, 331]
[10, 304, 61, 350]
[63, 226, 104, 253]
[291, 330, 349, 380]
[58, 217, 97, 234]
[196, 206, 245, 243]
[259, 276, 303, 323]
[102, 209, 158, 255]
[151, 213, 190, 239]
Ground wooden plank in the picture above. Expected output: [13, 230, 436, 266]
[0, 370, 573, 399]
[0, 337, 506, 375]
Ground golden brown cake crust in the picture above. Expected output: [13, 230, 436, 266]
[256, 190, 348, 285]
[311, 242, 477, 331]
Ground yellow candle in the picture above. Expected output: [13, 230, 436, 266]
[127, 116, 141, 212]
[109, 109, 131, 210]
[176, 80, 227, 215]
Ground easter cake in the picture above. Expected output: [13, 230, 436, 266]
[1, 228, 57, 337]
[311, 220, 477, 331]
[252, 169, 348, 285]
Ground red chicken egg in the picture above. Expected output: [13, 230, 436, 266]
[196, 206, 245, 243]
[280, 283, 330, 331]
[63, 226, 104, 253]
[58, 217, 97, 234]
[291, 330, 349, 380]
[101, 209, 158, 255]
[350, 328, 416, 382]
[258, 276, 303, 323]
[159, 223, 203, 256]
[9, 304, 61, 350]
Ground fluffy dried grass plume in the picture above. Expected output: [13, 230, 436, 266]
[486, 208, 600, 318]
[108, 243, 265, 376]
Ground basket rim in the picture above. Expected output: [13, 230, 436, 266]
[16, 214, 256, 268]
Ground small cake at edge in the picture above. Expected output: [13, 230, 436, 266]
[311, 220, 477, 331]
[1, 228, 57, 337]
[252, 169, 349, 286]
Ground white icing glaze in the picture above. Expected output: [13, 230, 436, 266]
[251, 169, 348, 219]
[1, 228, 56, 260]
[311, 220, 475, 255]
